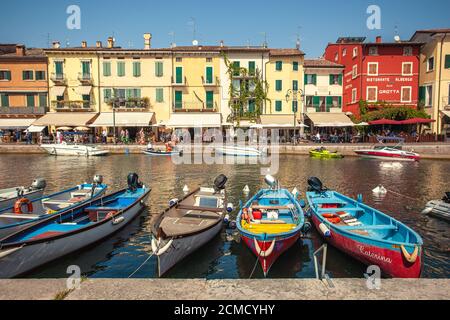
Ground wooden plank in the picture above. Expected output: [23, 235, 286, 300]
[340, 224, 397, 231]
[176, 204, 222, 213]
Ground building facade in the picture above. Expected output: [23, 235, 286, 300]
[324, 37, 421, 117]
[411, 29, 450, 136]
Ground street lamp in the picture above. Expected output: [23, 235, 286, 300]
[285, 89, 305, 144]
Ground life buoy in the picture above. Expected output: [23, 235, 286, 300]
[14, 198, 33, 214]
[105, 211, 116, 220]
[322, 213, 341, 224]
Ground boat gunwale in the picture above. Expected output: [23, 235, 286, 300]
[0, 187, 44, 205]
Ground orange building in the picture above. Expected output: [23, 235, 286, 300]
[0, 44, 48, 132]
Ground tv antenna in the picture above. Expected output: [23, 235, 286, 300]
[189, 17, 197, 43]
[261, 32, 268, 48]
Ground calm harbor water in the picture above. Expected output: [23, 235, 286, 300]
[0, 154, 448, 279]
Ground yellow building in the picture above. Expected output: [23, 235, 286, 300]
[411, 29, 450, 137]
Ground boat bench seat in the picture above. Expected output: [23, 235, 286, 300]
[251, 205, 293, 210]
[341, 224, 398, 231]
[176, 204, 222, 213]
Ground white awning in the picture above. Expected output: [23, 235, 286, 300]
[166, 113, 221, 128]
[260, 115, 298, 128]
[32, 113, 98, 126]
[306, 113, 355, 127]
[441, 111, 450, 118]
[50, 86, 66, 96]
[89, 112, 155, 127]
[76, 86, 92, 95]
[27, 125, 46, 132]
[0, 118, 36, 129]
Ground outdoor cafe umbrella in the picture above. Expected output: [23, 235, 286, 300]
[56, 126, 73, 131]
[368, 119, 403, 125]
[74, 126, 90, 131]
[399, 118, 435, 125]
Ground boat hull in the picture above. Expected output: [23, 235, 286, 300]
[355, 150, 419, 162]
[0, 192, 149, 278]
[41, 144, 109, 156]
[155, 220, 222, 277]
[143, 149, 182, 156]
[310, 214, 422, 278]
[309, 151, 343, 159]
[424, 200, 450, 222]
[215, 146, 262, 157]
[0, 189, 44, 212]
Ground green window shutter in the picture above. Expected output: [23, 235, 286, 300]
[155, 61, 164, 77]
[276, 80, 282, 91]
[293, 80, 298, 91]
[103, 62, 111, 76]
[233, 61, 240, 76]
[276, 61, 282, 71]
[329, 75, 334, 85]
[117, 62, 125, 77]
[26, 94, 35, 107]
[445, 55, 450, 69]
[103, 89, 111, 102]
[312, 74, 317, 85]
[338, 74, 343, 85]
[125, 89, 133, 99]
[313, 96, 320, 112]
[248, 61, 256, 75]
[176, 67, 183, 83]
[206, 67, 213, 83]
[6, 71, 11, 80]
[292, 101, 298, 112]
[82, 61, 90, 76]
[1, 94, 9, 107]
[133, 62, 141, 77]
[326, 96, 333, 112]
[175, 91, 183, 108]
[206, 91, 214, 108]
[156, 88, 164, 102]
[23, 71, 33, 80]
[293, 61, 298, 71]
[55, 62, 63, 75]
[275, 100, 282, 112]
[418, 86, 426, 104]
[304, 74, 308, 84]
[338, 97, 342, 107]
[38, 93, 47, 107]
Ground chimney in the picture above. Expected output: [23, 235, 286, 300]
[143, 33, 152, 50]
[107, 37, 114, 48]
[52, 41, 60, 49]
[16, 45, 25, 56]
[376, 36, 382, 43]
[220, 40, 224, 47]
[96, 41, 102, 48]
[81, 40, 87, 48]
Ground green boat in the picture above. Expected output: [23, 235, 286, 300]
[309, 147, 344, 159]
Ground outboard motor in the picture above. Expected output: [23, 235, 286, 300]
[31, 178, 47, 190]
[93, 174, 104, 185]
[127, 173, 143, 192]
[265, 175, 278, 189]
[213, 174, 228, 193]
[307, 177, 326, 193]
[443, 192, 450, 204]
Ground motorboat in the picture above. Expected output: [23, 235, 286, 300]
[236, 175, 306, 277]
[40, 142, 109, 156]
[422, 192, 450, 222]
[306, 177, 423, 278]
[0, 175, 107, 239]
[0, 173, 150, 278]
[151, 175, 229, 277]
[309, 147, 344, 159]
[214, 145, 264, 157]
[0, 179, 47, 211]
[143, 143, 183, 156]
[354, 145, 420, 161]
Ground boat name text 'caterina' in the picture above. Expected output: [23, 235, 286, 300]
[357, 245, 392, 264]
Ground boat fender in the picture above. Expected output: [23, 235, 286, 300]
[112, 216, 125, 225]
[400, 245, 419, 264]
[155, 239, 174, 256]
[228, 220, 237, 229]
[169, 198, 179, 207]
[14, 198, 33, 214]
[254, 238, 276, 257]
[151, 237, 158, 254]
[223, 214, 230, 224]
[243, 185, 250, 193]
[226, 203, 234, 213]
[319, 223, 331, 237]
[301, 221, 312, 234]
[183, 185, 190, 193]
[299, 199, 306, 208]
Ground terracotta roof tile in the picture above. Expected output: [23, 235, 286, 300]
[269, 48, 305, 56]
[304, 59, 344, 68]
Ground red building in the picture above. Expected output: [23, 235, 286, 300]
[324, 36, 421, 117]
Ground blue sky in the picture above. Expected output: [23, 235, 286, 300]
[1, 0, 449, 57]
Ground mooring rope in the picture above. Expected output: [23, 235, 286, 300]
[128, 251, 155, 278]
[248, 252, 260, 279]
[384, 188, 421, 202]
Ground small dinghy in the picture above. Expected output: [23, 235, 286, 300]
[236, 175, 305, 277]
[0, 175, 107, 239]
[422, 192, 450, 222]
[40, 142, 109, 156]
[0, 173, 150, 278]
[306, 177, 423, 278]
[151, 175, 228, 277]
[0, 179, 47, 211]
[309, 147, 344, 159]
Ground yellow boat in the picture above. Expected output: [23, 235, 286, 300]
[309, 147, 344, 159]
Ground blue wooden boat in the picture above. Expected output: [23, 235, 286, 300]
[305, 177, 423, 278]
[0, 173, 150, 278]
[236, 175, 306, 277]
[0, 175, 107, 239]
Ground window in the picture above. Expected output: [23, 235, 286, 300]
[401, 87, 412, 103]
[54, 61, 64, 76]
[425, 85, 433, 107]
[352, 65, 358, 79]
[275, 61, 282, 71]
[275, 100, 282, 112]
[369, 47, 378, 56]
[174, 91, 183, 108]
[329, 74, 342, 85]
[0, 70, 11, 81]
[117, 61, 126, 77]
[0, 93, 9, 107]
[205, 66, 213, 84]
[155, 88, 164, 103]
[403, 47, 413, 56]
[248, 61, 256, 76]
[103, 88, 112, 103]
[232, 61, 240, 76]
[103, 62, 111, 77]
[292, 80, 298, 91]
[175, 57, 182, 62]
[445, 55, 450, 69]
[352, 88, 357, 103]
[38, 93, 47, 107]
[353, 47, 358, 58]
[402, 62, 413, 76]
[133, 61, 141, 77]
[232, 79, 240, 93]
[26, 94, 35, 107]
[305, 74, 316, 85]
[293, 61, 299, 71]
[206, 91, 214, 109]
[335, 53, 338, 62]
[23, 70, 34, 80]
[292, 101, 298, 112]
[155, 61, 164, 77]
[342, 48, 347, 56]
[367, 87, 378, 102]
[35, 71, 45, 80]
[175, 67, 183, 83]
[248, 100, 255, 113]
[367, 63, 378, 76]
[275, 80, 282, 91]
[427, 57, 435, 72]
[81, 61, 91, 77]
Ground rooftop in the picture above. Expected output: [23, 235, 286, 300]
[304, 59, 344, 68]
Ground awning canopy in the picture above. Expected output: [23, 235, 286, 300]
[441, 111, 450, 118]
[27, 125, 46, 133]
[50, 86, 66, 97]
[400, 118, 435, 125]
[369, 119, 402, 125]
[76, 86, 92, 95]
[32, 113, 98, 127]
[306, 113, 355, 127]
[166, 113, 221, 128]
[90, 112, 155, 127]
[0, 118, 36, 129]
[260, 115, 297, 128]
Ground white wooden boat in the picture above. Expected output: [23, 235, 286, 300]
[422, 193, 450, 222]
[151, 175, 228, 277]
[0, 173, 150, 278]
[0, 179, 46, 211]
[40, 142, 109, 156]
[214, 145, 263, 157]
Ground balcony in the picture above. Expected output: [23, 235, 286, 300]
[202, 76, 220, 86]
[108, 98, 150, 110]
[172, 101, 218, 113]
[232, 70, 256, 79]
[52, 100, 95, 112]
[0, 107, 46, 115]
[78, 73, 93, 84]
[171, 76, 187, 86]
[443, 97, 450, 109]
[50, 73, 66, 84]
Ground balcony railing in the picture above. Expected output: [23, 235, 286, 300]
[173, 101, 218, 112]
[52, 100, 94, 111]
[306, 104, 342, 112]
[201, 76, 220, 86]
[78, 73, 93, 83]
[108, 98, 150, 110]
[50, 73, 66, 83]
[171, 76, 187, 86]
[0, 107, 46, 115]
